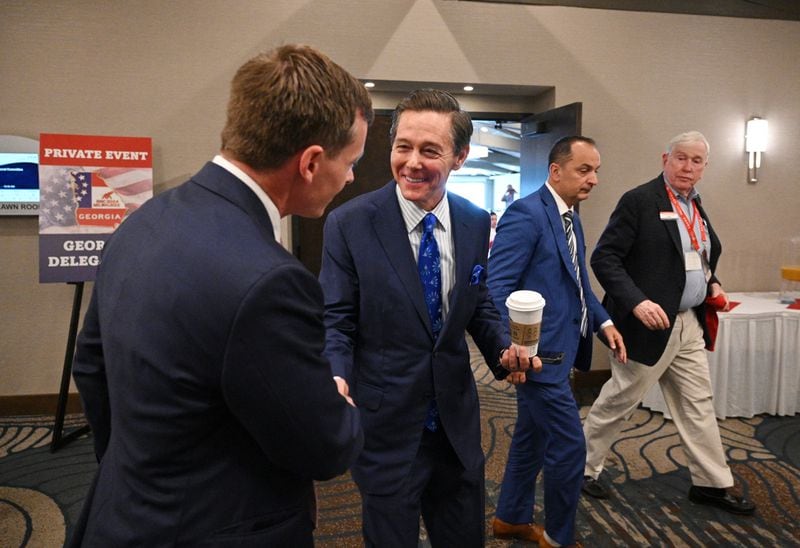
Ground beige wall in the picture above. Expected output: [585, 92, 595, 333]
[2, 0, 799, 396]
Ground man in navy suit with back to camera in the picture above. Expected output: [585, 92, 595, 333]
[488, 136, 626, 548]
[70, 44, 372, 547]
[319, 89, 540, 547]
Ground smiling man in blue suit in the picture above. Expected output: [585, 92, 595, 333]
[488, 136, 626, 548]
[319, 89, 539, 547]
[70, 45, 372, 547]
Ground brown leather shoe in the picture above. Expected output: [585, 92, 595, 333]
[492, 517, 543, 542]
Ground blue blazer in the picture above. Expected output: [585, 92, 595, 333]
[319, 181, 509, 495]
[70, 162, 362, 547]
[488, 186, 609, 383]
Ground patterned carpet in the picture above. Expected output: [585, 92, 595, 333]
[1, 349, 799, 547]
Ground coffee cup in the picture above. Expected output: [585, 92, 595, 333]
[505, 290, 546, 356]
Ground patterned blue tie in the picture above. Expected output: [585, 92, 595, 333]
[419, 213, 442, 338]
[418, 213, 442, 431]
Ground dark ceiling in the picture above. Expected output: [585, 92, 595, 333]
[454, 0, 800, 21]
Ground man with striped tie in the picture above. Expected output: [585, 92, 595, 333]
[488, 136, 626, 548]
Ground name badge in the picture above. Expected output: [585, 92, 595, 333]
[685, 251, 702, 271]
[660, 211, 679, 221]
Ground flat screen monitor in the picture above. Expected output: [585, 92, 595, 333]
[0, 135, 39, 216]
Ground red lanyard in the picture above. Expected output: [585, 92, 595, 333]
[665, 184, 706, 251]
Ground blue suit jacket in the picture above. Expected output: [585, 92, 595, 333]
[319, 181, 509, 495]
[488, 186, 609, 383]
[70, 162, 362, 547]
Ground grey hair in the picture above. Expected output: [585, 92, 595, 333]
[667, 131, 710, 158]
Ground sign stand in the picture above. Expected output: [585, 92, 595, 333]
[50, 281, 91, 452]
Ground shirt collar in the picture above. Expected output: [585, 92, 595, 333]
[213, 155, 281, 242]
[395, 184, 451, 234]
[663, 172, 700, 203]
[545, 180, 572, 216]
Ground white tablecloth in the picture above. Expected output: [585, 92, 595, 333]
[641, 292, 800, 419]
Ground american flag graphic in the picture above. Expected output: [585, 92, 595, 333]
[73, 171, 93, 208]
[38, 167, 152, 232]
[93, 167, 152, 214]
[38, 166, 79, 230]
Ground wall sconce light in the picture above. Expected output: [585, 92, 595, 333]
[745, 117, 768, 183]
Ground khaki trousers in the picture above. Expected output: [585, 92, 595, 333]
[583, 310, 734, 488]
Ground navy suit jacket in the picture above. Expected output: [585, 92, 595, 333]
[591, 174, 721, 365]
[488, 185, 609, 383]
[70, 162, 362, 547]
[319, 181, 509, 495]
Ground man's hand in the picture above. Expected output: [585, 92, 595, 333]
[601, 324, 627, 364]
[506, 371, 527, 385]
[633, 300, 670, 331]
[709, 282, 730, 311]
[333, 376, 355, 407]
[501, 344, 543, 373]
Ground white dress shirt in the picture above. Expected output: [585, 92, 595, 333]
[213, 155, 282, 243]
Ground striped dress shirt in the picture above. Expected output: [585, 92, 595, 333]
[395, 185, 455, 321]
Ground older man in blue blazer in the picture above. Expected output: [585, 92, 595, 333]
[488, 137, 626, 548]
[320, 89, 537, 548]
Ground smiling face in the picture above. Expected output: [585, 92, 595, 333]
[391, 110, 468, 211]
[549, 140, 601, 207]
[662, 140, 708, 196]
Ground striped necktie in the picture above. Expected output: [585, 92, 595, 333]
[563, 211, 588, 337]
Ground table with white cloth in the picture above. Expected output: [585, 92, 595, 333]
[641, 292, 800, 419]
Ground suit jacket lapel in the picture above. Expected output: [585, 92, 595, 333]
[370, 182, 432, 333]
[445, 195, 471, 325]
[541, 189, 580, 287]
[193, 162, 276, 242]
[573, 213, 590, 278]
[655, 175, 684, 258]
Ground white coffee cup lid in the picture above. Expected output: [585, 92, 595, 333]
[505, 290, 546, 311]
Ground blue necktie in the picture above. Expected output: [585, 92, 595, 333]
[419, 213, 442, 338]
[418, 213, 442, 431]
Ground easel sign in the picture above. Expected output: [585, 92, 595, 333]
[38, 133, 152, 451]
[38, 133, 153, 283]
